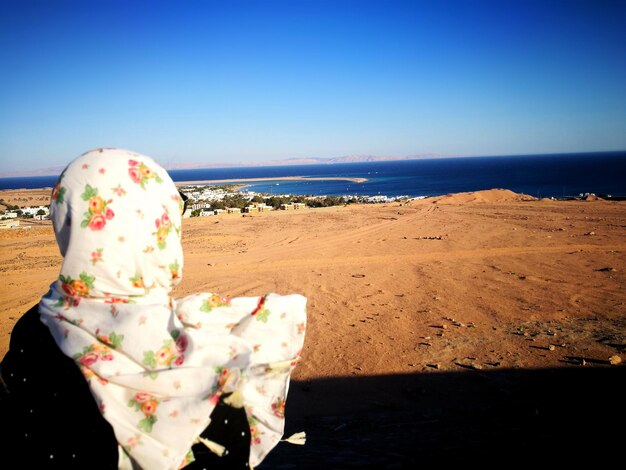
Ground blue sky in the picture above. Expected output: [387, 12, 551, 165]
[1, 0, 625, 173]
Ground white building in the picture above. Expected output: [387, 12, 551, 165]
[191, 203, 212, 211]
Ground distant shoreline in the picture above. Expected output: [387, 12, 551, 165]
[176, 176, 368, 186]
[1, 152, 624, 196]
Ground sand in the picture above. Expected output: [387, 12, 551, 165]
[0, 188, 51, 207]
[1, 188, 625, 465]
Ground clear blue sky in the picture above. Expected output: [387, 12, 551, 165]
[1, 0, 625, 173]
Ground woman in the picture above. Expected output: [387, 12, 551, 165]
[0, 148, 306, 469]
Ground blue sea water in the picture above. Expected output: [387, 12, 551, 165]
[1, 152, 625, 198]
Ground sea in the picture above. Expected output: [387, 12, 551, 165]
[1, 151, 625, 198]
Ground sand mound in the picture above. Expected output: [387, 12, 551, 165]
[584, 194, 604, 201]
[431, 188, 536, 204]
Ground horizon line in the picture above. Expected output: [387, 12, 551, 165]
[1, 149, 624, 179]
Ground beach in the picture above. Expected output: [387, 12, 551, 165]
[1, 188, 625, 465]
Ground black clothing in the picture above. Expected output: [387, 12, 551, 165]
[1, 306, 251, 469]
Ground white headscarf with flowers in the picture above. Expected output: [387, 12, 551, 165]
[39, 148, 306, 469]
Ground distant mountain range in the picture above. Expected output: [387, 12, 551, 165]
[0, 165, 68, 178]
[1, 154, 455, 178]
[161, 154, 455, 170]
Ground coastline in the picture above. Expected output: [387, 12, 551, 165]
[175, 176, 368, 186]
[2, 153, 625, 197]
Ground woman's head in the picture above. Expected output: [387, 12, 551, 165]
[49, 148, 184, 300]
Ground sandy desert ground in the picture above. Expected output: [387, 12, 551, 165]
[1, 188, 625, 465]
[0, 188, 52, 207]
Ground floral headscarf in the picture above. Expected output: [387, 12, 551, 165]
[39, 148, 306, 469]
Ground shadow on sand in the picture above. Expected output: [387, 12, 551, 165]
[263, 366, 624, 468]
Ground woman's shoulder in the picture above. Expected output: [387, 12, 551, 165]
[1, 303, 77, 398]
[1, 304, 119, 467]
[10, 304, 42, 328]
[5, 304, 59, 356]
[2, 304, 61, 383]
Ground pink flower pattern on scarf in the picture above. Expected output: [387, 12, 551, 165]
[38, 148, 306, 469]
